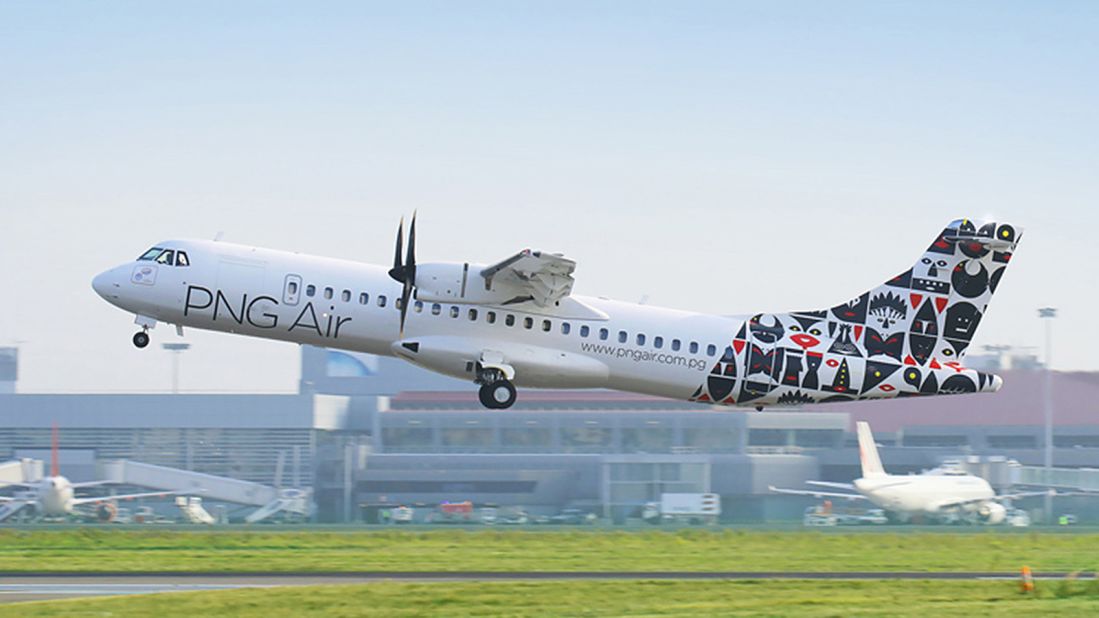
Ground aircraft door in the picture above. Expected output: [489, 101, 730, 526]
[283, 274, 302, 306]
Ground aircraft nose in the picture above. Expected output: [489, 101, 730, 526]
[92, 266, 123, 300]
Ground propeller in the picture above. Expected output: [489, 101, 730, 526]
[387, 213, 417, 334]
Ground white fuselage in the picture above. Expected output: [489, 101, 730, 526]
[853, 473, 994, 518]
[34, 476, 75, 516]
[93, 239, 732, 400]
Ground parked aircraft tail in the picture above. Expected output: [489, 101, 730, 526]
[856, 421, 886, 478]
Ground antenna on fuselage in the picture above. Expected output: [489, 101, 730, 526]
[213, 231, 225, 242]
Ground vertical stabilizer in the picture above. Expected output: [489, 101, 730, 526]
[50, 423, 59, 478]
[856, 421, 886, 478]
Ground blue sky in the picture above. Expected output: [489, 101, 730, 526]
[1, 2, 1096, 392]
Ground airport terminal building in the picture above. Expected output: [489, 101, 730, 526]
[1, 345, 1098, 522]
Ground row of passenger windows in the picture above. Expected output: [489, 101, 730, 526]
[292, 281, 721, 357]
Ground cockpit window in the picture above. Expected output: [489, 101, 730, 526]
[155, 250, 175, 265]
[176, 251, 190, 267]
[138, 247, 164, 261]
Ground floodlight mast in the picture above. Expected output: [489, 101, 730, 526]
[1038, 307, 1057, 522]
[162, 343, 191, 394]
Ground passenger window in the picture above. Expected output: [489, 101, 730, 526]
[486, 311, 496, 324]
[706, 344, 717, 356]
[599, 328, 608, 340]
[505, 314, 516, 327]
[324, 287, 333, 300]
[671, 339, 681, 351]
[636, 334, 646, 346]
[176, 251, 190, 267]
[377, 295, 387, 308]
[138, 247, 163, 261]
[155, 250, 175, 265]
[450, 306, 459, 318]
[359, 293, 369, 305]
[617, 331, 627, 343]
[580, 325, 590, 338]
[414, 300, 424, 313]
[524, 317, 534, 330]
[689, 341, 699, 354]
[561, 322, 571, 335]
[395, 297, 403, 310]
[654, 336, 663, 349]
[431, 303, 441, 316]
[288, 282, 299, 295]
[341, 290, 351, 303]
[542, 320, 551, 332]
[306, 285, 316, 297]
[468, 309, 478, 321]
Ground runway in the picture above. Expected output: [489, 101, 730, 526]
[2, 571, 1096, 602]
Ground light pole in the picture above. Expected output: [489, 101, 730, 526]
[162, 343, 191, 394]
[1038, 307, 1057, 523]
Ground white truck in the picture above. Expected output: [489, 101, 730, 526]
[642, 493, 721, 525]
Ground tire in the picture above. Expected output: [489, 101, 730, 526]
[133, 332, 150, 348]
[479, 380, 516, 409]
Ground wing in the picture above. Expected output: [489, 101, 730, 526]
[71, 489, 182, 506]
[69, 480, 115, 489]
[806, 481, 857, 491]
[768, 485, 867, 501]
[937, 489, 1057, 511]
[481, 250, 576, 307]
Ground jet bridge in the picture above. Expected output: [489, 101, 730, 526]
[0, 459, 41, 486]
[97, 460, 310, 522]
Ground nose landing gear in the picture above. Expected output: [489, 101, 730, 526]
[132, 331, 150, 348]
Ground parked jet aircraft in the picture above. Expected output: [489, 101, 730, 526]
[770, 422, 1050, 524]
[93, 217, 1019, 409]
[0, 427, 180, 521]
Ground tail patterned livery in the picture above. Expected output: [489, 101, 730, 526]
[691, 219, 1020, 407]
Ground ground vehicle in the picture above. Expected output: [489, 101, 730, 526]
[642, 493, 721, 525]
[547, 508, 597, 525]
[428, 501, 475, 523]
[391, 506, 414, 524]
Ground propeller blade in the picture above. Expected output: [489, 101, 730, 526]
[406, 212, 417, 273]
[388, 217, 405, 283]
[399, 279, 414, 335]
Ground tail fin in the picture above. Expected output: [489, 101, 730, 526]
[50, 423, 59, 478]
[856, 421, 886, 478]
[825, 219, 1021, 365]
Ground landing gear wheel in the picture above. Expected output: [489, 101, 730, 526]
[478, 380, 517, 409]
[133, 331, 150, 348]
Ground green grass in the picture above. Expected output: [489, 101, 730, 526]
[0, 528, 1096, 573]
[3, 580, 1099, 617]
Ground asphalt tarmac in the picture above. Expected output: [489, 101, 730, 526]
[2, 571, 1096, 603]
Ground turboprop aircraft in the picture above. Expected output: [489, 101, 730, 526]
[0, 427, 180, 521]
[93, 217, 1019, 409]
[770, 422, 1051, 524]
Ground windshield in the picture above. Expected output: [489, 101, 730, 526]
[137, 247, 164, 261]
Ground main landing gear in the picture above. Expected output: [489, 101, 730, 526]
[476, 366, 517, 409]
[479, 380, 517, 409]
[132, 330, 150, 349]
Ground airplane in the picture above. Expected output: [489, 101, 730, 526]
[769, 421, 1051, 524]
[93, 217, 1019, 409]
[0, 426, 182, 522]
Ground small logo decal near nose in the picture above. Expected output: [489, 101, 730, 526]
[132, 265, 158, 286]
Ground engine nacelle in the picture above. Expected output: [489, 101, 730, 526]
[977, 502, 1006, 525]
[96, 502, 118, 522]
[414, 262, 553, 306]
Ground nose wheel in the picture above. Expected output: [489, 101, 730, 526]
[478, 380, 517, 409]
[132, 331, 150, 349]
